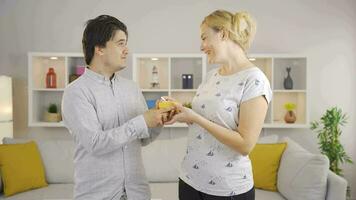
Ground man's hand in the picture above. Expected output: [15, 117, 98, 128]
[143, 107, 175, 128]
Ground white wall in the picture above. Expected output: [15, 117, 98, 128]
[1, 0, 355, 198]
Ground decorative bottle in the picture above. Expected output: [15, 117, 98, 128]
[46, 67, 57, 88]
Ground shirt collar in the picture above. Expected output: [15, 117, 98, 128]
[84, 67, 118, 85]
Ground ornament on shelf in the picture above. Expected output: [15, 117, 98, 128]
[150, 65, 160, 89]
[44, 103, 61, 122]
[283, 67, 293, 89]
[69, 65, 86, 83]
[284, 102, 296, 123]
[182, 74, 193, 89]
[46, 67, 57, 88]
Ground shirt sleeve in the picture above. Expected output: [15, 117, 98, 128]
[241, 72, 272, 104]
[62, 87, 149, 156]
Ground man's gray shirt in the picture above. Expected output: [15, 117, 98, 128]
[62, 68, 161, 200]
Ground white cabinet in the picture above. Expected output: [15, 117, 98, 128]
[28, 52, 308, 128]
[28, 52, 85, 127]
[132, 54, 207, 128]
[249, 54, 309, 128]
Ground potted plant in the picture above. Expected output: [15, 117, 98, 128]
[310, 107, 353, 176]
[44, 103, 61, 122]
[284, 102, 296, 123]
[183, 102, 192, 109]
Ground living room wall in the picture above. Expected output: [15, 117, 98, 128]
[0, 0, 355, 198]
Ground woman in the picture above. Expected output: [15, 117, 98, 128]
[165, 10, 272, 200]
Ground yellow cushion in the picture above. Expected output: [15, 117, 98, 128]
[249, 143, 287, 191]
[0, 141, 48, 196]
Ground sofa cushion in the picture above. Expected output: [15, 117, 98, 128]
[257, 134, 279, 144]
[250, 143, 287, 191]
[255, 189, 286, 200]
[0, 184, 73, 200]
[150, 182, 179, 200]
[150, 182, 286, 200]
[0, 141, 48, 196]
[2, 138, 74, 184]
[141, 134, 278, 183]
[142, 136, 187, 182]
[277, 137, 329, 200]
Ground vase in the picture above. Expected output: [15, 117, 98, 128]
[44, 112, 61, 122]
[284, 111, 296, 123]
[283, 67, 293, 89]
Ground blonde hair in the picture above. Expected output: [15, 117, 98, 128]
[202, 10, 256, 52]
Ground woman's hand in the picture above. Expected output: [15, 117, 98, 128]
[164, 102, 199, 125]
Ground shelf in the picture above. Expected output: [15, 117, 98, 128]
[67, 57, 86, 84]
[170, 91, 196, 105]
[133, 54, 205, 118]
[273, 57, 307, 90]
[29, 91, 63, 126]
[32, 88, 65, 91]
[29, 122, 65, 127]
[135, 57, 169, 89]
[250, 57, 272, 83]
[170, 89, 197, 92]
[272, 92, 307, 124]
[31, 56, 66, 89]
[273, 90, 306, 93]
[28, 53, 308, 128]
[170, 57, 203, 89]
[142, 89, 169, 92]
[164, 123, 309, 129]
[263, 123, 309, 128]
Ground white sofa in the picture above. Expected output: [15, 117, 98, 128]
[0, 135, 347, 200]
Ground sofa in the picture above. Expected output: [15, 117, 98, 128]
[0, 134, 347, 200]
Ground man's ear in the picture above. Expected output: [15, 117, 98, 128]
[94, 46, 105, 56]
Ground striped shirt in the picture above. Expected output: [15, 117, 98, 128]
[62, 68, 161, 200]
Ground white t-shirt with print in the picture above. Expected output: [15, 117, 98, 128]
[179, 67, 272, 196]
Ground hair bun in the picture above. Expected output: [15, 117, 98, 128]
[233, 12, 249, 33]
[203, 10, 256, 52]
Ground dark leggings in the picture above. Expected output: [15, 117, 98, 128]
[179, 179, 255, 200]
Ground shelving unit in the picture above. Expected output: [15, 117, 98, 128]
[132, 54, 207, 128]
[133, 53, 308, 128]
[28, 52, 85, 127]
[28, 52, 308, 129]
[249, 54, 309, 128]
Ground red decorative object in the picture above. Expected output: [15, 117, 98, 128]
[46, 67, 57, 88]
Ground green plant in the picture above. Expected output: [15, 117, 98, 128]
[284, 102, 296, 111]
[183, 102, 192, 109]
[310, 107, 353, 176]
[48, 104, 58, 114]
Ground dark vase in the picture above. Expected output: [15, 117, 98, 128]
[284, 67, 293, 89]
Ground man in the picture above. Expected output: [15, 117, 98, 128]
[62, 15, 173, 200]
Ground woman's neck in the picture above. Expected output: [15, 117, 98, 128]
[219, 47, 254, 76]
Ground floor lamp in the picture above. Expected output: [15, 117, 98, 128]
[0, 76, 13, 144]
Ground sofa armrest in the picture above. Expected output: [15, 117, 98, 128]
[326, 170, 347, 200]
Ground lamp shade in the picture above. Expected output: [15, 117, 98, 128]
[0, 75, 13, 143]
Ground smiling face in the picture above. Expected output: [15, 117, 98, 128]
[200, 23, 228, 64]
[101, 30, 129, 72]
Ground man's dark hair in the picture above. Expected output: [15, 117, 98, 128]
[82, 15, 128, 65]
